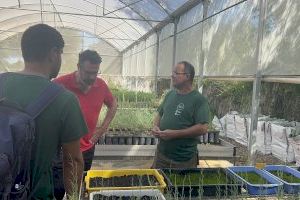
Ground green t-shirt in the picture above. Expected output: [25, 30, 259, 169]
[157, 89, 209, 162]
[2, 73, 88, 199]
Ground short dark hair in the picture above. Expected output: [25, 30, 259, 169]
[21, 24, 64, 62]
[78, 50, 102, 67]
[178, 61, 195, 82]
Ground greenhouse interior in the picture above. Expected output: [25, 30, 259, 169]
[0, 0, 299, 199]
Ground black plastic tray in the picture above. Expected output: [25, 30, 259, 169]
[160, 168, 242, 197]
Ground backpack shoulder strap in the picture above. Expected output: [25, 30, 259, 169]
[0, 72, 63, 118]
[25, 83, 64, 119]
[0, 72, 9, 99]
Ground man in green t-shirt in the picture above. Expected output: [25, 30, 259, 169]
[1, 24, 88, 199]
[152, 61, 209, 168]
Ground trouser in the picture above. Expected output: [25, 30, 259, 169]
[82, 145, 95, 171]
[52, 148, 64, 200]
[52, 166, 65, 200]
[152, 149, 198, 169]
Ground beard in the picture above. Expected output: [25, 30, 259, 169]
[83, 79, 96, 86]
[49, 67, 60, 79]
[173, 81, 185, 89]
[49, 60, 61, 79]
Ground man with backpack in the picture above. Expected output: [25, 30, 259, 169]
[0, 24, 88, 199]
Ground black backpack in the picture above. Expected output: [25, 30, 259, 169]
[0, 73, 63, 200]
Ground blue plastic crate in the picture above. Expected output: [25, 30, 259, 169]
[227, 166, 283, 195]
[263, 165, 300, 194]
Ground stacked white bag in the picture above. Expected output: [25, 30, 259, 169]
[213, 113, 298, 163]
[270, 122, 295, 162]
[246, 118, 272, 155]
[290, 137, 300, 166]
[223, 112, 238, 139]
[289, 124, 300, 165]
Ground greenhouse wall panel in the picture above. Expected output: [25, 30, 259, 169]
[144, 33, 157, 77]
[158, 23, 174, 77]
[261, 0, 300, 76]
[176, 24, 202, 76]
[203, 0, 259, 76]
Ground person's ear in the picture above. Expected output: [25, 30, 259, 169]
[48, 47, 59, 63]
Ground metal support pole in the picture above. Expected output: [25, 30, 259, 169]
[39, 0, 43, 23]
[135, 77, 138, 102]
[170, 18, 179, 89]
[81, 32, 84, 51]
[248, 0, 267, 165]
[154, 32, 160, 96]
[50, 0, 64, 27]
[198, 0, 208, 92]
[103, 0, 105, 16]
[95, 5, 98, 34]
[53, 5, 56, 28]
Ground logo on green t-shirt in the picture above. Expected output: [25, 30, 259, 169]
[175, 103, 184, 116]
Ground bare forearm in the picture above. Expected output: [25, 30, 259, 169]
[99, 100, 117, 130]
[153, 114, 161, 127]
[171, 124, 208, 139]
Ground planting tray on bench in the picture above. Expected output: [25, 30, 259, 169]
[85, 169, 166, 193]
[227, 166, 283, 196]
[160, 168, 242, 197]
[89, 189, 166, 200]
[263, 165, 300, 194]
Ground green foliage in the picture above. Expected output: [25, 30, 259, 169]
[236, 172, 269, 184]
[98, 84, 159, 132]
[203, 80, 252, 117]
[110, 86, 157, 108]
[269, 170, 300, 183]
[203, 80, 300, 121]
[99, 107, 155, 131]
[260, 82, 300, 121]
[167, 171, 228, 185]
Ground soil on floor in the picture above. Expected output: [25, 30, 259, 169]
[221, 137, 286, 165]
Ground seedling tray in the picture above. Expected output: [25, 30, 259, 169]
[161, 168, 242, 197]
[227, 166, 283, 195]
[263, 165, 300, 194]
[85, 169, 166, 193]
[89, 189, 166, 200]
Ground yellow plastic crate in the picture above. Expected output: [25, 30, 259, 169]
[84, 169, 166, 193]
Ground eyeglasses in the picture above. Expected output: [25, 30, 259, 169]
[172, 71, 188, 76]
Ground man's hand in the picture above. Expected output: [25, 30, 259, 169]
[90, 97, 117, 145]
[152, 129, 177, 140]
[90, 127, 106, 144]
[151, 125, 161, 137]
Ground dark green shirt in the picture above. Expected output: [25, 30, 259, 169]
[2, 73, 88, 199]
[157, 89, 209, 162]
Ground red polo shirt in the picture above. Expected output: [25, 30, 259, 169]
[54, 72, 114, 152]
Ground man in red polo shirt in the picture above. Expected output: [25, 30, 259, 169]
[52, 50, 117, 199]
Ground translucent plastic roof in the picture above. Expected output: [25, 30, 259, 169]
[0, 0, 190, 51]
